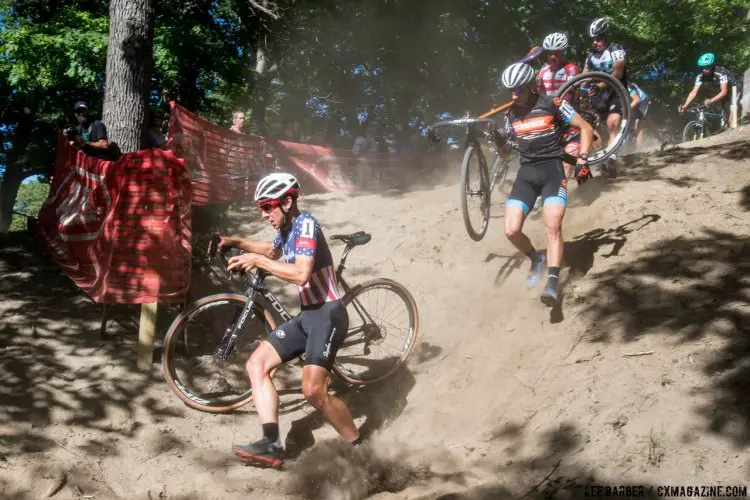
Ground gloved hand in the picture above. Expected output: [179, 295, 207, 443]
[575, 162, 592, 185]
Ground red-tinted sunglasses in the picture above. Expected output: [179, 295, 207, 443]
[258, 199, 281, 213]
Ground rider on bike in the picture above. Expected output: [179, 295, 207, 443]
[536, 32, 580, 179]
[627, 81, 650, 150]
[678, 53, 743, 127]
[217, 172, 360, 468]
[497, 62, 594, 306]
[583, 17, 627, 178]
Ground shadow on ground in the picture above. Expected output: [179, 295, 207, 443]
[0, 231, 190, 498]
[583, 227, 750, 445]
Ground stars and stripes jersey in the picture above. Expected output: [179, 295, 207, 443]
[506, 94, 577, 167]
[584, 43, 628, 85]
[272, 212, 342, 308]
[537, 63, 580, 96]
[695, 66, 737, 87]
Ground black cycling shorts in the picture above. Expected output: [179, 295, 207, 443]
[507, 161, 567, 215]
[593, 88, 623, 117]
[267, 300, 348, 371]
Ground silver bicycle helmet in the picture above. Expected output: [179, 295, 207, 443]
[254, 172, 300, 202]
[589, 18, 608, 38]
[543, 32, 568, 51]
[501, 63, 536, 89]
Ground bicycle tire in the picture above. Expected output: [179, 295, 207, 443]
[556, 71, 631, 166]
[162, 293, 275, 413]
[333, 278, 419, 385]
[682, 121, 705, 142]
[460, 144, 491, 241]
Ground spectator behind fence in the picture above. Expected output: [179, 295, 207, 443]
[67, 101, 111, 160]
[230, 110, 246, 134]
[148, 109, 168, 150]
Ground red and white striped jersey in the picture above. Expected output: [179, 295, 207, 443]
[537, 63, 580, 96]
[273, 212, 343, 307]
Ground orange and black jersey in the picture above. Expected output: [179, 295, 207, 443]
[506, 94, 577, 167]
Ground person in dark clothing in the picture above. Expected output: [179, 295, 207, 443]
[70, 101, 111, 159]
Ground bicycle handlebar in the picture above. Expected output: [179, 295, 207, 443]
[428, 117, 497, 131]
[209, 234, 268, 283]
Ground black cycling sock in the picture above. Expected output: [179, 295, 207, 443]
[547, 267, 560, 289]
[262, 423, 279, 444]
[525, 249, 539, 262]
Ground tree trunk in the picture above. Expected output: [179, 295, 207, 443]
[103, 0, 155, 153]
[251, 76, 270, 137]
[0, 98, 37, 233]
[0, 167, 25, 233]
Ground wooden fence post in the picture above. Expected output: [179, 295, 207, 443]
[137, 302, 158, 370]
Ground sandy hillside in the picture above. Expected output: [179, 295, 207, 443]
[1, 127, 749, 500]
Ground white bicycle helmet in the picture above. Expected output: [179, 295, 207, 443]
[501, 63, 536, 89]
[589, 18, 608, 38]
[254, 172, 300, 202]
[543, 33, 568, 51]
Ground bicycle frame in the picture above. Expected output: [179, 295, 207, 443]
[687, 105, 725, 135]
[211, 241, 375, 361]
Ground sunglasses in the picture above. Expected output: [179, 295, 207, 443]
[258, 200, 281, 213]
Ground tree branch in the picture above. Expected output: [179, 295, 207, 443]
[248, 0, 280, 19]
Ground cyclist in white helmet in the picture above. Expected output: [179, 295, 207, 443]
[497, 62, 594, 306]
[583, 17, 628, 178]
[213, 172, 359, 468]
[537, 32, 581, 180]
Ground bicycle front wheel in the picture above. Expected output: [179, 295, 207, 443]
[556, 71, 631, 166]
[333, 278, 419, 385]
[682, 121, 705, 142]
[161, 293, 273, 413]
[460, 144, 491, 241]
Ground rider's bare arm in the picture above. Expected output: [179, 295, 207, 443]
[681, 83, 701, 111]
[707, 82, 729, 105]
[251, 254, 314, 286]
[568, 113, 593, 159]
[611, 59, 625, 81]
[630, 92, 641, 109]
[217, 236, 280, 260]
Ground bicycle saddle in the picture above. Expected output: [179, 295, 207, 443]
[331, 231, 372, 247]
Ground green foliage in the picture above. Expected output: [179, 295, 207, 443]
[1, 7, 108, 92]
[1, 0, 749, 228]
[9, 179, 49, 231]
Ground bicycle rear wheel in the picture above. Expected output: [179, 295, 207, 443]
[460, 144, 491, 241]
[333, 278, 419, 385]
[556, 71, 631, 166]
[161, 293, 273, 413]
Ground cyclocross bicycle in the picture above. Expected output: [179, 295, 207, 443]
[682, 103, 727, 142]
[428, 71, 631, 241]
[162, 231, 420, 413]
